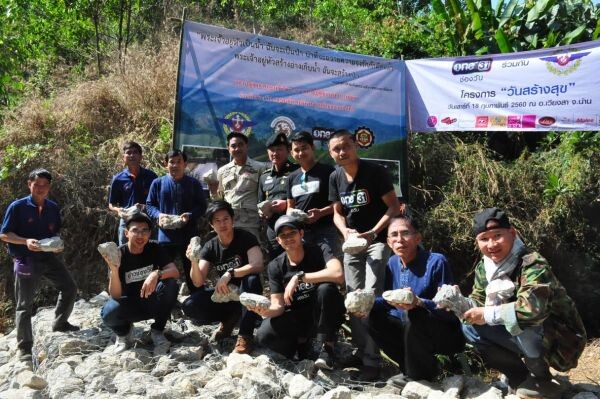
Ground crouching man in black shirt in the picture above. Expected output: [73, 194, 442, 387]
[250, 215, 345, 370]
[182, 200, 263, 354]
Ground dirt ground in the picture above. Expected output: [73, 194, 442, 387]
[564, 338, 600, 385]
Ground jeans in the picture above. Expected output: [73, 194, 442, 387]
[101, 278, 179, 335]
[182, 274, 262, 337]
[256, 283, 345, 358]
[462, 323, 545, 359]
[344, 241, 390, 367]
[14, 255, 78, 352]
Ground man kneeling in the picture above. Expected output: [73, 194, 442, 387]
[251, 215, 345, 370]
[100, 212, 180, 355]
[182, 200, 263, 354]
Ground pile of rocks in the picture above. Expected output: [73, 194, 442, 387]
[0, 294, 598, 399]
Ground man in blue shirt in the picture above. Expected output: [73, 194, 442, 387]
[108, 141, 158, 244]
[146, 149, 207, 292]
[0, 169, 79, 362]
[365, 215, 464, 386]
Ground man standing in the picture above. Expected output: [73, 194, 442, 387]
[328, 129, 402, 380]
[209, 132, 268, 240]
[146, 149, 206, 293]
[0, 169, 79, 362]
[286, 131, 341, 258]
[252, 215, 345, 369]
[258, 132, 298, 259]
[460, 208, 586, 398]
[108, 141, 157, 244]
[182, 201, 263, 354]
[367, 216, 464, 387]
[100, 212, 179, 355]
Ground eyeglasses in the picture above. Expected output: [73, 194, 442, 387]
[278, 229, 299, 240]
[129, 228, 151, 236]
[388, 230, 416, 239]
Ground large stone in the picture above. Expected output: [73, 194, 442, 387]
[158, 214, 186, 229]
[240, 368, 281, 399]
[226, 353, 255, 378]
[288, 209, 309, 223]
[0, 388, 43, 399]
[383, 288, 414, 305]
[401, 380, 439, 399]
[59, 338, 96, 357]
[151, 356, 178, 377]
[113, 370, 159, 395]
[239, 293, 271, 309]
[38, 236, 64, 252]
[168, 345, 205, 363]
[187, 236, 203, 261]
[462, 376, 503, 399]
[97, 242, 121, 265]
[257, 200, 274, 218]
[14, 370, 47, 390]
[204, 374, 241, 399]
[344, 289, 375, 314]
[321, 386, 353, 399]
[287, 373, 323, 398]
[48, 377, 84, 399]
[342, 235, 368, 255]
[202, 169, 217, 184]
[432, 285, 472, 319]
[211, 285, 241, 303]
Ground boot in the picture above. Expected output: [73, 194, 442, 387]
[516, 357, 562, 399]
[479, 345, 529, 390]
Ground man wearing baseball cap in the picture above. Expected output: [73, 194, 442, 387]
[249, 215, 345, 370]
[460, 207, 586, 398]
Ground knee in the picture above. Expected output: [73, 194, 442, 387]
[461, 323, 482, 345]
[315, 283, 338, 300]
[158, 278, 179, 298]
[100, 300, 121, 324]
[242, 274, 262, 293]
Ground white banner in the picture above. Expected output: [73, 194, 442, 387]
[406, 40, 600, 132]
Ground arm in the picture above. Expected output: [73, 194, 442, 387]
[0, 231, 42, 252]
[332, 201, 351, 240]
[102, 254, 123, 298]
[190, 259, 211, 288]
[306, 203, 334, 224]
[250, 293, 285, 319]
[140, 261, 180, 298]
[356, 190, 401, 242]
[145, 180, 161, 219]
[187, 179, 207, 221]
[216, 245, 263, 294]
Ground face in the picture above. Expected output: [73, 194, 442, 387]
[476, 223, 516, 263]
[28, 177, 51, 201]
[125, 221, 151, 250]
[276, 226, 303, 251]
[328, 135, 358, 167]
[387, 218, 421, 263]
[228, 137, 248, 161]
[165, 154, 186, 178]
[123, 147, 141, 169]
[267, 144, 289, 168]
[291, 141, 314, 165]
[210, 209, 234, 236]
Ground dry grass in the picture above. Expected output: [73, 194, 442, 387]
[566, 339, 600, 384]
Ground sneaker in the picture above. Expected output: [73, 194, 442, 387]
[387, 373, 412, 389]
[52, 321, 80, 332]
[516, 374, 563, 399]
[314, 344, 335, 370]
[151, 329, 171, 356]
[233, 335, 254, 354]
[113, 329, 133, 354]
[211, 314, 240, 342]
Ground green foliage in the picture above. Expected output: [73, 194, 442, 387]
[0, 142, 51, 180]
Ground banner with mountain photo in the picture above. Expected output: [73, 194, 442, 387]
[173, 20, 407, 198]
[406, 40, 600, 132]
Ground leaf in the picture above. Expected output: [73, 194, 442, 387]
[495, 28, 511, 52]
[526, 0, 553, 23]
[562, 25, 586, 44]
[594, 20, 600, 40]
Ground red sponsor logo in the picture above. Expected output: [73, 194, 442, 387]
[427, 116, 438, 127]
[441, 117, 457, 125]
[475, 116, 489, 128]
[538, 116, 556, 126]
[576, 117, 596, 124]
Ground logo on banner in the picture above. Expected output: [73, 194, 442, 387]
[507, 115, 522, 128]
[459, 117, 475, 128]
[575, 116, 599, 126]
[452, 58, 493, 75]
[538, 116, 556, 127]
[270, 116, 296, 137]
[312, 127, 335, 141]
[441, 117, 457, 125]
[475, 116, 489, 128]
[522, 115, 536, 128]
[426, 116, 438, 127]
[354, 127, 375, 148]
[218, 112, 257, 136]
[540, 51, 591, 76]
[490, 116, 507, 127]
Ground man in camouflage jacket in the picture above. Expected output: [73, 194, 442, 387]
[460, 207, 586, 399]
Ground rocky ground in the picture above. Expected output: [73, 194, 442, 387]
[0, 293, 599, 399]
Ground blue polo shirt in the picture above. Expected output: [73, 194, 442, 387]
[373, 249, 455, 322]
[108, 167, 157, 209]
[0, 195, 61, 259]
[146, 175, 207, 244]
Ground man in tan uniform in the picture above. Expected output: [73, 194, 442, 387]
[209, 132, 268, 240]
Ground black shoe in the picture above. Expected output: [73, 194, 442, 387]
[52, 321, 80, 332]
[314, 344, 335, 370]
[356, 365, 381, 382]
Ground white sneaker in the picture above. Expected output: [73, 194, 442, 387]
[113, 329, 133, 354]
[151, 329, 171, 356]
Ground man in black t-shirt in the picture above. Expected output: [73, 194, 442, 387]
[181, 200, 263, 354]
[286, 131, 341, 259]
[100, 213, 180, 355]
[250, 215, 345, 370]
[328, 129, 402, 380]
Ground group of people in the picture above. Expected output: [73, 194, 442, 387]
[0, 130, 586, 399]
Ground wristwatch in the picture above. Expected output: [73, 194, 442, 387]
[226, 267, 235, 278]
[155, 269, 163, 279]
[369, 230, 377, 241]
[295, 271, 305, 283]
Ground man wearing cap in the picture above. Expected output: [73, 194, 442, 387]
[209, 132, 268, 241]
[259, 133, 298, 259]
[459, 207, 586, 398]
[0, 169, 79, 362]
[250, 215, 345, 370]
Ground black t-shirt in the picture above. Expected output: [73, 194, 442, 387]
[258, 161, 299, 227]
[268, 243, 332, 308]
[329, 159, 395, 242]
[118, 241, 172, 297]
[286, 162, 334, 228]
[200, 228, 259, 277]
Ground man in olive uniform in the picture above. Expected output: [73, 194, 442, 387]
[209, 132, 268, 240]
[258, 133, 298, 259]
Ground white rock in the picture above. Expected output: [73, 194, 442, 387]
[204, 374, 241, 399]
[48, 377, 84, 399]
[151, 356, 178, 377]
[113, 370, 159, 395]
[342, 234, 368, 255]
[59, 338, 95, 357]
[383, 288, 414, 305]
[211, 285, 241, 303]
[187, 236, 203, 262]
[226, 352, 255, 378]
[288, 209, 309, 222]
[14, 370, 47, 390]
[38, 236, 64, 252]
[321, 386, 352, 399]
[344, 289, 375, 314]
[462, 376, 503, 399]
[239, 293, 271, 309]
[257, 200, 274, 218]
[401, 380, 439, 399]
[0, 387, 43, 399]
[158, 214, 185, 229]
[287, 373, 322, 398]
[432, 284, 472, 319]
[161, 372, 196, 395]
[97, 242, 121, 265]
[121, 205, 142, 218]
[168, 345, 204, 363]
[184, 365, 216, 389]
[240, 368, 281, 399]
[202, 169, 217, 184]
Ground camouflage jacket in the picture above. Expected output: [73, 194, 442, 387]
[470, 249, 586, 371]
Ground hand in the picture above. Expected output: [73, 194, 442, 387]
[247, 304, 269, 318]
[116, 207, 126, 218]
[215, 273, 232, 295]
[463, 307, 485, 325]
[134, 203, 145, 211]
[357, 229, 376, 244]
[208, 180, 219, 195]
[102, 254, 120, 270]
[344, 228, 358, 241]
[180, 213, 191, 224]
[350, 311, 369, 319]
[140, 271, 159, 298]
[26, 239, 41, 252]
[306, 208, 321, 224]
[283, 275, 300, 306]
[271, 200, 287, 213]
